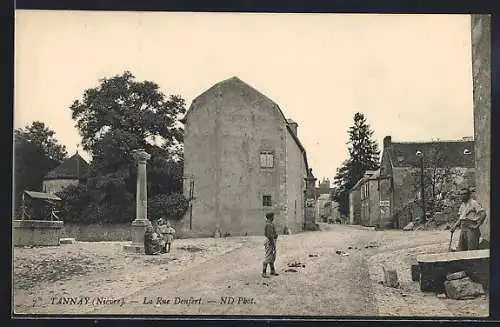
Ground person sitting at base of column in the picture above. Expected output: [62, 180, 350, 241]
[144, 225, 166, 255]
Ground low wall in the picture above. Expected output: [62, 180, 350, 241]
[61, 222, 216, 241]
[62, 223, 132, 242]
[13, 220, 64, 247]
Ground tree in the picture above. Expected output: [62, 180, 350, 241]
[64, 71, 188, 224]
[70, 70, 185, 156]
[14, 122, 68, 215]
[333, 112, 380, 216]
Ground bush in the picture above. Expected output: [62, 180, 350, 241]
[56, 184, 134, 224]
[148, 193, 189, 221]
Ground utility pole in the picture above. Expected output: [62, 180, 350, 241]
[416, 150, 426, 223]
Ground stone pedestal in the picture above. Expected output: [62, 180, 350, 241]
[124, 219, 152, 253]
[123, 149, 151, 254]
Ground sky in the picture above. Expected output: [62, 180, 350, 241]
[14, 11, 474, 183]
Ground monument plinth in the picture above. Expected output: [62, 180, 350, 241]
[124, 149, 152, 253]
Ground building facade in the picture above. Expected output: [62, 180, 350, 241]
[471, 14, 491, 242]
[359, 170, 381, 227]
[349, 184, 362, 225]
[43, 152, 89, 195]
[378, 136, 476, 229]
[181, 77, 310, 237]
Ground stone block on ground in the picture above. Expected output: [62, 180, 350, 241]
[403, 222, 415, 231]
[411, 264, 420, 281]
[444, 277, 485, 300]
[446, 271, 467, 281]
[382, 267, 399, 288]
[59, 238, 76, 244]
[478, 238, 489, 249]
[417, 249, 489, 293]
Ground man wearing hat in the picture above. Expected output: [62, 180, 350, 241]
[450, 187, 487, 251]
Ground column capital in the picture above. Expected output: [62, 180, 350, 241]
[132, 149, 151, 163]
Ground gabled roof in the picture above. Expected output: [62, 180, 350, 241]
[183, 76, 310, 171]
[386, 139, 475, 168]
[44, 152, 90, 180]
[24, 190, 61, 201]
[350, 169, 381, 192]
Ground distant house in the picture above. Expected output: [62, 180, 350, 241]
[349, 182, 362, 225]
[43, 152, 89, 195]
[331, 201, 341, 223]
[314, 178, 334, 222]
[378, 136, 475, 229]
[349, 170, 380, 226]
[359, 170, 381, 227]
[315, 193, 331, 222]
[182, 76, 311, 237]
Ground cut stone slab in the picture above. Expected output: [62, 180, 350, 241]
[411, 264, 420, 282]
[383, 267, 399, 288]
[59, 238, 76, 244]
[417, 249, 489, 293]
[446, 271, 467, 281]
[444, 277, 485, 300]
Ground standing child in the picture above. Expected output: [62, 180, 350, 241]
[158, 219, 176, 253]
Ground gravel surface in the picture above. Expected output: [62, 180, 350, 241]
[13, 224, 489, 317]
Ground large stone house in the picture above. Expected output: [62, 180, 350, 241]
[181, 76, 311, 237]
[43, 152, 89, 194]
[471, 14, 490, 243]
[378, 136, 475, 229]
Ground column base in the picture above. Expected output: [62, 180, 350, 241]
[123, 219, 151, 254]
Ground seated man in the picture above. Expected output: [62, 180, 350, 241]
[144, 225, 166, 255]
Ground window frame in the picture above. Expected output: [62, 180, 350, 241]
[262, 195, 273, 207]
[260, 151, 274, 168]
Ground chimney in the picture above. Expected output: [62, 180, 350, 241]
[383, 136, 392, 148]
[287, 119, 298, 137]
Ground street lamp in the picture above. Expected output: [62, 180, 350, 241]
[416, 150, 425, 223]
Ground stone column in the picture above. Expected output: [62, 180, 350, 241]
[124, 149, 152, 253]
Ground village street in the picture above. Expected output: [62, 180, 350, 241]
[14, 224, 488, 317]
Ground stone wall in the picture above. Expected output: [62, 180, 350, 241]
[13, 220, 64, 246]
[62, 222, 214, 241]
[390, 167, 475, 228]
[62, 223, 132, 241]
[183, 78, 305, 237]
[285, 127, 307, 233]
[471, 15, 491, 242]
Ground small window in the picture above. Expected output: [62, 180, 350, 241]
[260, 151, 274, 168]
[263, 195, 272, 207]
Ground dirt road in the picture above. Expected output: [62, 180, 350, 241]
[91, 225, 380, 316]
[16, 224, 488, 317]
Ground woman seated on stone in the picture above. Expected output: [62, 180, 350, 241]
[144, 225, 166, 255]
